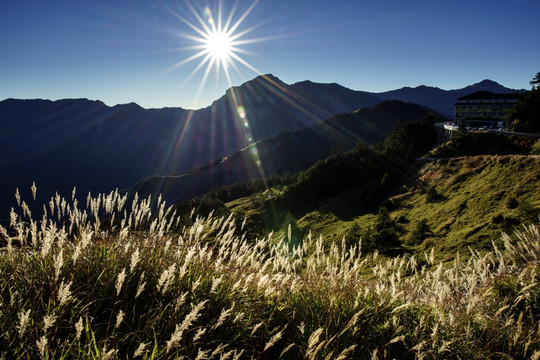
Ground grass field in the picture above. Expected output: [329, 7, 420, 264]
[1, 181, 539, 358]
[243, 155, 540, 264]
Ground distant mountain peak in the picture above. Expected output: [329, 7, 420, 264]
[462, 79, 510, 93]
[475, 79, 500, 86]
[114, 102, 144, 110]
[291, 79, 348, 90]
[415, 84, 442, 91]
[224, 73, 284, 95]
[258, 73, 279, 80]
[248, 73, 283, 85]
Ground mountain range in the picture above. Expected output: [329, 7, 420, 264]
[0, 74, 518, 214]
[129, 100, 444, 205]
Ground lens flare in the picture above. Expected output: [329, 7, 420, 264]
[237, 105, 246, 119]
[163, 0, 272, 186]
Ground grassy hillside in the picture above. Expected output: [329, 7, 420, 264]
[225, 155, 539, 261]
[1, 188, 539, 359]
[1, 119, 539, 358]
[390, 155, 540, 254]
[216, 122, 539, 255]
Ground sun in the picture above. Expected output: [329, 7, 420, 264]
[168, 0, 263, 95]
[205, 29, 233, 64]
[164, 0, 271, 178]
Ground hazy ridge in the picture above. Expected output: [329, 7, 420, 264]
[0, 75, 518, 215]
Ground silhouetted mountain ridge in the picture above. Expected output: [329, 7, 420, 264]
[0, 74, 519, 216]
[374, 79, 519, 118]
[0, 74, 383, 214]
[128, 100, 445, 205]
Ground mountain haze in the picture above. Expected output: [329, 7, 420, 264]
[0, 75, 518, 214]
[129, 101, 444, 205]
[375, 79, 517, 118]
[0, 74, 370, 211]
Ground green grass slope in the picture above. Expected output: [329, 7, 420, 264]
[1, 188, 540, 359]
[389, 155, 540, 256]
[225, 155, 540, 263]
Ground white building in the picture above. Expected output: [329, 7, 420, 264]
[454, 91, 518, 129]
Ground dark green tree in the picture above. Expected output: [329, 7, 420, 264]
[530, 72, 540, 87]
[195, 193, 229, 218]
[507, 73, 540, 132]
[281, 212, 303, 250]
[362, 207, 402, 251]
[384, 114, 437, 160]
[172, 199, 195, 229]
[233, 210, 265, 240]
[426, 186, 444, 203]
[531, 139, 540, 155]
[406, 219, 432, 246]
[456, 120, 468, 138]
[346, 222, 365, 250]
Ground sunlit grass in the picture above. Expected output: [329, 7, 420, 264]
[0, 186, 539, 358]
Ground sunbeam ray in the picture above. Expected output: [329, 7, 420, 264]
[157, 0, 275, 189]
[227, 0, 259, 36]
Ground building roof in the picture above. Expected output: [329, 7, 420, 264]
[457, 91, 518, 101]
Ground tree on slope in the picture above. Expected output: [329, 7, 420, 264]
[507, 72, 540, 132]
[530, 72, 540, 87]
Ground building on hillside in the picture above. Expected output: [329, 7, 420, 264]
[454, 91, 518, 129]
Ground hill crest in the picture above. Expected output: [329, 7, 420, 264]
[0, 74, 521, 216]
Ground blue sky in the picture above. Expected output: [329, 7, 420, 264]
[1, 0, 539, 109]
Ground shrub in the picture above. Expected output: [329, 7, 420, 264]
[531, 139, 540, 155]
[506, 196, 519, 209]
[360, 207, 402, 252]
[491, 213, 505, 224]
[432, 132, 531, 157]
[426, 186, 444, 203]
[406, 219, 432, 246]
[281, 212, 303, 249]
[345, 222, 363, 249]
[422, 237, 437, 248]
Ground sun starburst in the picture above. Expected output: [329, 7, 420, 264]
[168, 0, 262, 102]
[164, 0, 271, 181]
[205, 29, 233, 63]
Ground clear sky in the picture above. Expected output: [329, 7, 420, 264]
[1, 0, 539, 109]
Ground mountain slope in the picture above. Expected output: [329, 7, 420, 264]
[300, 154, 540, 257]
[0, 74, 381, 212]
[221, 152, 539, 263]
[289, 80, 381, 114]
[0, 75, 519, 215]
[128, 101, 443, 205]
[375, 79, 519, 118]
